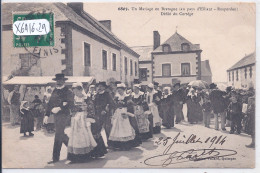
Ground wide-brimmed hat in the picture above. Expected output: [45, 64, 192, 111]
[153, 82, 159, 86]
[117, 83, 126, 89]
[52, 73, 68, 81]
[115, 81, 122, 85]
[209, 83, 217, 89]
[173, 82, 181, 87]
[89, 84, 96, 88]
[96, 81, 107, 88]
[134, 79, 141, 84]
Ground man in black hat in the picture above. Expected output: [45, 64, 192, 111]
[153, 82, 162, 98]
[209, 83, 226, 131]
[43, 74, 74, 164]
[93, 81, 115, 140]
[172, 82, 186, 124]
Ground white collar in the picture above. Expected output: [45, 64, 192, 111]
[97, 90, 105, 94]
[56, 85, 65, 90]
[131, 91, 144, 98]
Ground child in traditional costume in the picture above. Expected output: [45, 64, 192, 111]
[20, 101, 34, 137]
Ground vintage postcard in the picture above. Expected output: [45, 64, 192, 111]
[1, 1, 256, 169]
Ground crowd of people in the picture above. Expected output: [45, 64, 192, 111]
[6, 73, 255, 164]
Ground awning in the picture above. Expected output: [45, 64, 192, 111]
[3, 76, 94, 85]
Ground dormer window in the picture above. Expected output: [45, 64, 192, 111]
[181, 43, 190, 52]
[162, 44, 171, 52]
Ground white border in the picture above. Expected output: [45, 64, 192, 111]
[2, 0, 259, 173]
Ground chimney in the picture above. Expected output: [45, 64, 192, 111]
[153, 31, 160, 50]
[99, 20, 112, 31]
[67, 2, 83, 15]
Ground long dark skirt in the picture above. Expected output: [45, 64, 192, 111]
[91, 122, 108, 158]
[67, 152, 92, 162]
[107, 138, 140, 150]
[161, 104, 174, 128]
[153, 126, 161, 134]
[20, 110, 34, 133]
[91, 134, 108, 158]
[187, 99, 202, 123]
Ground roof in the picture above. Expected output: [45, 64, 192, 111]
[1, 3, 139, 57]
[131, 46, 153, 61]
[201, 60, 212, 77]
[227, 52, 256, 71]
[152, 32, 201, 53]
[3, 76, 94, 85]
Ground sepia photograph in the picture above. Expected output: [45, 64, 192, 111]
[1, 1, 256, 170]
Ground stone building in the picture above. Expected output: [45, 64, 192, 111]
[227, 52, 256, 89]
[2, 3, 139, 86]
[133, 31, 211, 87]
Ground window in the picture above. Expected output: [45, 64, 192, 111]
[84, 43, 91, 66]
[181, 43, 190, 51]
[162, 44, 171, 52]
[135, 62, 137, 76]
[112, 53, 116, 71]
[102, 50, 107, 70]
[249, 66, 252, 78]
[130, 60, 133, 76]
[244, 67, 247, 79]
[181, 63, 190, 76]
[139, 68, 147, 81]
[229, 72, 231, 81]
[20, 53, 38, 69]
[232, 71, 234, 81]
[162, 64, 171, 77]
[236, 70, 239, 81]
[124, 57, 128, 74]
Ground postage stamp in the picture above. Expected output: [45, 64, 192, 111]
[13, 12, 54, 47]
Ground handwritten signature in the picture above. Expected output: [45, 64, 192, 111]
[144, 148, 237, 167]
[144, 132, 237, 167]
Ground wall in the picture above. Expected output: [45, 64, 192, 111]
[120, 49, 139, 87]
[227, 65, 255, 89]
[72, 28, 121, 82]
[153, 52, 197, 76]
[2, 26, 66, 77]
[201, 76, 212, 84]
[152, 52, 198, 85]
[71, 29, 139, 85]
[154, 76, 197, 85]
[139, 62, 152, 85]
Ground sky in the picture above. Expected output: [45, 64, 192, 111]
[84, 2, 255, 82]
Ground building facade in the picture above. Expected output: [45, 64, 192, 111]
[227, 52, 256, 89]
[2, 3, 139, 86]
[133, 31, 211, 87]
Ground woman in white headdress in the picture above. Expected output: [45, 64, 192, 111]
[67, 82, 97, 163]
[146, 83, 162, 134]
[108, 83, 139, 150]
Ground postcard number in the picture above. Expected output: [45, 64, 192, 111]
[13, 19, 50, 36]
